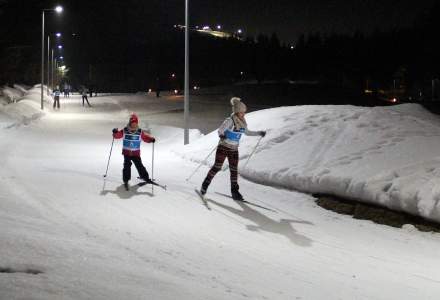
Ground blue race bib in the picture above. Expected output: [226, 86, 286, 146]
[225, 128, 245, 142]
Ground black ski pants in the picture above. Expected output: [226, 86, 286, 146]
[53, 96, 60, 109]
[123, 155, 149, 183]
[82, 95, 91, 106]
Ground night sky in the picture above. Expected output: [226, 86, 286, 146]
[190, 0, 437, 42]
[0, 0, 437, 46]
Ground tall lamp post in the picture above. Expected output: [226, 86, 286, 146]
[47, 32, 61, 95]
[184, 0, 190, 144]
[51, 49, 54, 90]
[41, 5, 63, 110]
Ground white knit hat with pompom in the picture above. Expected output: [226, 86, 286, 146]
[231, 97, 247, 113]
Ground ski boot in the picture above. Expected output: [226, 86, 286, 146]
[141, 177, 155, 184]
[231, 186, 244, 201]
[200, 180, 210, 196]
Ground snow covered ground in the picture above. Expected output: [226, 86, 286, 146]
[1, 86, 440, 300]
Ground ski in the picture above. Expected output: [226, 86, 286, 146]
[214, 192, 277, 212]
[195, 189, 211, 210]
[137, 178, 167, 190]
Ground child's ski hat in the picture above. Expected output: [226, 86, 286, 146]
[231, 97, 247, 113]
[129, 113, 139, 124]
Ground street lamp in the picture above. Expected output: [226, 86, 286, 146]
[47, 32, 62, 95]
[184, 0, 190, 144]
[41, 5, 63, 110]
[58, 45, 63, 49]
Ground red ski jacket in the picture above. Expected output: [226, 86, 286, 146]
[113, 127, 154, 157]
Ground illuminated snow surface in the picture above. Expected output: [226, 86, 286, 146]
[1, 86, 439, 300]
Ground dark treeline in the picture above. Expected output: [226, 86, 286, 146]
[0, 0, 438, 99]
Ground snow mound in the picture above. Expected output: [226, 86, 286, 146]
[181, 104, 440, 222]
[0, 86, 48, 127]
[1, 86, 25, 103]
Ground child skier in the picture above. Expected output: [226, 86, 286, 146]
[52, 86, 61, 109]
[200, 97, 266, 200]
[112, 114, 156, 190]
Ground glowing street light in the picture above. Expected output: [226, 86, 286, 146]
[216, 25, 222, 30]
[55, 32, 62, 38]
[57, 45, 63, 49]
[41, 5, 63, 110]
[55, 6, 63, 13]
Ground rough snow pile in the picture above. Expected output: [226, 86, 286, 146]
[1, 86, 25, 103]
[0, 85, 49, 127]
[181, 104, 440, 222]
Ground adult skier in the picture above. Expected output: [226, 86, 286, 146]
[82, 87, 91, 107]
[112, 114, 156, 190]
[200, 97, 266, 200]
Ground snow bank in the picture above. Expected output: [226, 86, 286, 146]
[180, 104, 440, 222]
[0, 86, 48, 127]
[1, 86, 25, 103]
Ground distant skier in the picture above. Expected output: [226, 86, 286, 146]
[63, 83, 69, 98]
[155, 77, 161, 98]
[82, 87, 91, 107]
[200, 97, 266, 200]
[112, 114, 156, 190]
[52, 86, 61, 109]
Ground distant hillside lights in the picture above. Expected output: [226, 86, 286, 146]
[173, 24, 243, 40]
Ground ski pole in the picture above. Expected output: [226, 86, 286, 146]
[103, 137, 115, 178]
[242, 136, 263, 169]
[152, 142, 155, 181]
[185, 145, 217, 182]
[151, 142, 155, 194]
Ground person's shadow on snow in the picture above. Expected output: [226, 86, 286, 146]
[208, 199, 313, 247]
[100, 183, 153, 199]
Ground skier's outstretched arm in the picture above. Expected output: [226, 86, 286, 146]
[112, 128, 124, 139]
[141, 130, 156, 143]
[245, 126, 266, 137]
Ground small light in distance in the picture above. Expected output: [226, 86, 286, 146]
[216, 25, 222, 30]
[174, 89, 179, 94]
[148, 89, 152, 93]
